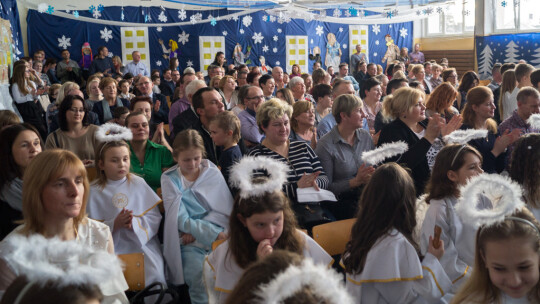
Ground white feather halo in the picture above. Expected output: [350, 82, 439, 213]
[527, 113, 540, 130]
[255, 258, 353, 304]
[361, 141, 408, 166]
[443, 129, 488, 145]
[455, 174, 524, 228]
[95, 123, 133, 142]
[229, 156, 289, 199]
[2, 234, 123, 287]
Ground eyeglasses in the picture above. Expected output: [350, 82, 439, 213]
[247, 95, 265, 100]
[69, 108, 85, 113]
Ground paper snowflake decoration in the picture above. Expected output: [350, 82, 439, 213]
[343, 44, 348, 49]
[437, 7, 444, 14]
[372, 24, 381, 35]
[277, 28, 282, 33]
[392, 9, 399, 16]
[269, 15, 276, 22]
[211, 18, 217, 26]
[389, 24, 393, 28]
[339, 27, 343, 33]
[400, 28, 408, 38]
[252, 32, 264, 44]
[416, 10, 422, 16]
[262, 15, 268, 22]
[233, 15, 239, 21]
[386, 11, 394, 18]
[463, 10, 470, 16]
[73, 10, 79, 18]
[157, 27, 163, 32]
[97, 4, 104, 12]
[273, 47, 278, 53]
[57, 35, 71, 49]
[46, 5, 54, 14]
[186, 60, 193, 67]
[240, 29, 245, 34]
[89, 5, 96, 13]
[349, 7, 357, 16]
[332, 8, 341, 18]
[273, 35, 278, 41]
[207, 14, 214, 20]
[514, 0, 520, 7]
[501, 1, 507, 7]
[158, 11, 167, 22]
[262, 45, 269, 52]
[373, 52, 378, 57]
[38, 3, 48, 13]
[375, 40, 380, 45]
[178, 31, 190, 45]
[222, 31, 228, 36]
[178, 9, 187, 20]
[315, 25, 324, 36]
[190, 15, 198, 24]
[156, 60, 162, 67]
[243, 15, 253, 27]
[93, 10, 101, 19]
[275, 61, 280, 66]
[344, 10, 351, 17]
[100, 27, 113, 42]
[425, 7, 433, 15]
[121, 10, 124, 20]
[107, 52, 113, 58]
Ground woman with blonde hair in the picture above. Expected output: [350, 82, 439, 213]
[0, 149, 129, 303]
[290, 64, 302, 78]
[290, 101, 317, 149]
[218, 75, 238, 110]
[429, 64, 443, 88]
[378, 87, 460, 195]
[86, 77, 103, 104]
[93, 77, 130, 125]
[276, 88, 295, 105]
[425, 82, 459, 122]
[498, 69, 517, 121]
[460, 86, 520, 173]
[301, 73, 313, 94]
[411, 64, 432, 95]
[111, 56, 126, 77]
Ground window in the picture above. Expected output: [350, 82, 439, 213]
[425, 0, 475, 36]
[495, 0, 540, 32]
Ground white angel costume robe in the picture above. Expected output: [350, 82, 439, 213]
[344, 229, 452, 304]
[87, 175, 166, 288]
[0, 219, 129, 304]
[161, 161, 233, 304]
[420, 196, 474, 297]
[203, 231, 333, 304]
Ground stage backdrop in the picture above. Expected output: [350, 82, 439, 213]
[27, 7, 412, 75]
[476, 32, 540, 79]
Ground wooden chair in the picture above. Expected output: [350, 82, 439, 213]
[118, 252, 145, 291]
[312, 219, 355, 256]
[166, 96, 172, 109]
[86, 166, 98, 182]
[163, 124, 170, 136]
[479, 79, 491, 86]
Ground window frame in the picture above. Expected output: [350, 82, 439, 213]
[493, 0, 540, 34]
[423, 0, 475, 37]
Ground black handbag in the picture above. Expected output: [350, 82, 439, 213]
[129, 282, 179, 304]
[292, 203, 332, 231]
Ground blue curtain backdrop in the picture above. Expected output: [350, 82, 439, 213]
[1, 0, 24, 59]
[27, 7, 413, 73]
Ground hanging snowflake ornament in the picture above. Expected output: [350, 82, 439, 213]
[463, 10, 470, 16]
[100, 27, 113, 42]
[315, 25, 324, 36]
[262, 15, 268, 22]
[178, 9, 187, 20]
[339, 27, 343, 33]
[400, 28, 408, 38]
[190, 15, 197, 24]
[416, 10, 422, 16]
[273, 35, 278, 41]
[73, 10, 79, 18]
[57, 35, 71, 49]
[437, 7, 444, 14]
[343, 44, 348, 49]
[262, 45, 269, 52]
[233, 15, 239, 21]
[514, 0, 520, 7]
[344, 10, 351, 17]
[222, 31, 228, 36]
[207, 14, 214, 20]
[386, 10, 394, 18]
[243, 15, 253, 27]
[178, 31, 190, 45]
[426, 7, 434, 15]
[38, 3, 48, 13]
[375, 40, 380, 45]
[186, 60, 193, 67]
[349, 7, 357, 16]
[107, 52, 113, 58]
[333, 8, 341, 18]
[240, 29, 245, 35]
[157, 27, 163, 32]
[97, 4, 104, 12]
[373, 52, 378, 57]
[211, 18, 217, 26]
[269, 15, 276, 22]
[252, 32, 264, 44]
[89, 5, 96, 13]
[158, 11, 167, 22]
[47, 5, 54, 14]
[501, 1, 507, 6]
[277, 28, 282, 33]
[273, 47, 278, 53]
[156, 60, 162, 67]
[372, 24, 381, 35]
[392, 9, 399, 16]
[93, 10, 102, 19]
[275, 61, 280, 66]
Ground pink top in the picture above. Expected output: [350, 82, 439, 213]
[363, 101, 382, 131]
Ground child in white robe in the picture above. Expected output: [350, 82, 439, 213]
[451, 208, 540, 304]
[161, 129, 233, 304]
[203, 156, 333, 304]
[87, 137, 166, 290]
[421, 144, 484, 294]
[342, 163, 452, 303]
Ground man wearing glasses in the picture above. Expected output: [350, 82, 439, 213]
[136, 76, 169, 124]
[237, 86, 265, 148]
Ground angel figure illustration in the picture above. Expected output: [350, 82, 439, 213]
[309, 46, 322, 66]
[382, 34, 400, 64]
[233, 43, 252, 66]
[325, 33, 341, 70]
[158, 39, 181, 60]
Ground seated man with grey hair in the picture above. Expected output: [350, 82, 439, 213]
[171, 79, 207, 140]
[287, 76, 315, 104]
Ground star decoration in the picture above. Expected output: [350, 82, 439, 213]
[277, 28, 282, 33]
[252, 32, 264, 44]
[339, 27, 343, 33]
[372, 24, 381, 35]
[222, 31, 228, 36]
[315, 25, 324, 36]
[186, 60, 193, 67]
[275, 61, 280, 66]
[262, 45, 269, 52]
[240, 29, 245, 34]
[273, 35, 278, 41]
[156, 60, 162, 67]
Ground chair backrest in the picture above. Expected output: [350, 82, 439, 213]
[118, 252, 145, 291]
[479, 79, 491, 86]
[312, 219, 355, 256]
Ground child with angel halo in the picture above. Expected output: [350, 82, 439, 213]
[203, 155, 333, 304]
[342, 162, 452, 303]
[87, 123, 167, 291]
[451, 174, 540, 303]
[161, 129, 234, 304]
